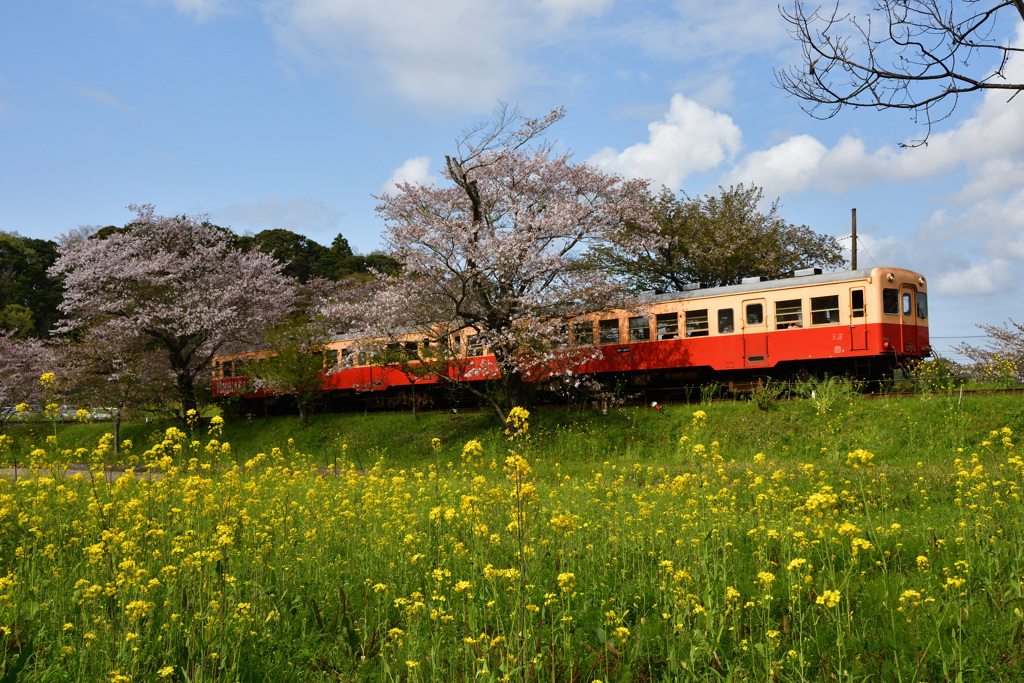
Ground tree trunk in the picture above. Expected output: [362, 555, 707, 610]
[299, 404, 309, 424]
[113, 414, 121, 455]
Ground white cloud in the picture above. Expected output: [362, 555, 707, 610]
[218, 194, 341, 233]
[621, 0, 789, 62]
[844, 234, 909, 270]
[934, 259, 1016, 297]
[536, 0, 614, 24]
[72, 86, 138, 113]
[725, 32, 1024, 198]
[588, 94, 742, 188]
[380, 157, 439, 195]
[264, 0, 528, 110]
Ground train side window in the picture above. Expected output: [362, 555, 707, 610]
[467, 335, 485, 357]
[599, 319, 620, 344]
[851, 289, 865, 318]
[325, 349, 339, 367]
[685, 310, 709, 337]
[902, 292, 912, 316]
[775, 299, 803, 329]
[883, 288, 899, 315]
[917, 292, 928, 319]
[810, 295, 840, 326]
[718, 308, 734, 334]
[656, 313, 678, 340]
[573, 321, 594, 346]
[223, 361, 234, 378]
[746, 303, 763, 325]
[629, 316, 651, 341]
[340, 348, 352, 365]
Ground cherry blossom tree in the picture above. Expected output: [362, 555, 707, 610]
[0, 331, 52, 434]
[957, 320, 1024, 385]
[50, 205, 295, 423]
[336, 106, 656, 414]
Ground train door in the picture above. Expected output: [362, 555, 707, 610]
[900, 285, 917, 354]
[850, 288, 868, 350]
[742, 298, 768, 367]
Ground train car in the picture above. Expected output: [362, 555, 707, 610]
[569, 266, 928, 392]
[212, 266, 929, 406]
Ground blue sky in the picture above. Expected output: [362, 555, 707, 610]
[2, 1, 1022, 359]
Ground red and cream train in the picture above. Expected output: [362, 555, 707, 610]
[212, 266, 930, 406]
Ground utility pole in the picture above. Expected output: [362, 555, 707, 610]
[851, 208, 857, 270]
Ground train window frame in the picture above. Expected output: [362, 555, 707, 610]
[717, 308, 734, 334]
[685, 310, 709, 338]
[745, 303, 764, 325]
[599, 319, 620, 345]
[902, 292, 912, 316]
[810, 295, 840, 326]
[851, 289, 865, 318]
[573, 321, 594, 347]
[775, 299, 803, 329]
[917, 292, 928, 319]
[882, 288, 899, 315]
[656, 313, 678, 340]
[628, 316, 651, 341]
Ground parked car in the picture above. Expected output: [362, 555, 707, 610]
[87, 408, 113, 421]
[56, 405, 80, 420]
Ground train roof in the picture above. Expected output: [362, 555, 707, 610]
[638, 267, 922, 305]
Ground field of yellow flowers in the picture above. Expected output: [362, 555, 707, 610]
[2, 397, 1024, 681]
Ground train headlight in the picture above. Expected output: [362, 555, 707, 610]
[887, 273, 895, 282]
[919, 277, 926, 286]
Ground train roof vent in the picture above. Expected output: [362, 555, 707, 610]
[741, 276, 768, 284]
[682, 282, 705, 291]
[794, 267, 823, 277]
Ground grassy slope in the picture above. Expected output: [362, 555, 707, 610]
[5, 390, 1022, 474]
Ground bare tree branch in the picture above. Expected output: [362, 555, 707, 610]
[775, 0, 1024, 146]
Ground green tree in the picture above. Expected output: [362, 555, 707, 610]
[241, 280, 343, 423]
[0, 304, 35, 338]
[0, 232, 62, 337]
[599, 184, 845, 291]
[245, 314, 335, 424]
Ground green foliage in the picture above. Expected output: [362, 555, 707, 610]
[0, 231, 61, 338]
[0, 304, 34, 338]
[908, 356, 964, 393]
[234, 228, 400, 283]
[244, 314, 335, 423]
[595, 184, 845, 292]
[791, 374, 857, 415]
[750, 377, 786, 410]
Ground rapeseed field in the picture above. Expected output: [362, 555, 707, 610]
[2, 402, 1023, 681]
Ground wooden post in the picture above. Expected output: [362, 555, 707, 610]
[851, 208, 858, 270]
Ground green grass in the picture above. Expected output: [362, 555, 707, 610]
[5, 389, 1021, 473]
